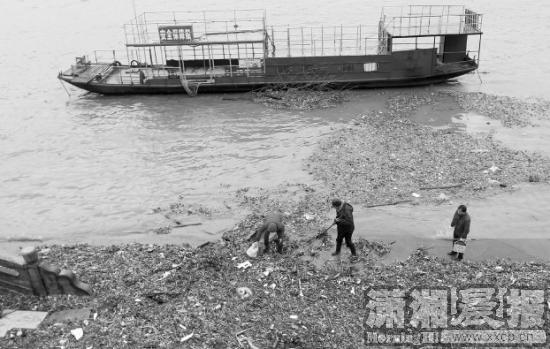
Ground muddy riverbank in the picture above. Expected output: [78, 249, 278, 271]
[2, 89, 550, 261]
[2, 89, 550, 348]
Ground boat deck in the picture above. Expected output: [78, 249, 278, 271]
[64, 64, 112, 84]
[63, 64, 238, 85]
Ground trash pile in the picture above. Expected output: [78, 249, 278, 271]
[448, 91, 550, 127]
[232, 184, 337, 250]
[3, 242, 550, 348]
[306, 93, 550, 205]
[151, 198, 232, 234]
[355, 239, 394, 257]
[252, 86, 349, 110]
[384, 90, 550, 127]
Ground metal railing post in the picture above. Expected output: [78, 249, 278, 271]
[262, 10, 269, 75]
[429, 7, 434, 33]
[271, 26, 275, 57]
[310, 27, 314, 56]
[340, 25, 343, 55]
[419, 6, 423, 36]
[333, 26, 336, 55]
[321, 25, 324, 56]
[287, 26, 291, 57]
[301, 27, 304, 57]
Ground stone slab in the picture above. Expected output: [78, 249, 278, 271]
[43, 308, 91, 325]
[0, 310, 48, 337]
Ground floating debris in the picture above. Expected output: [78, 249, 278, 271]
[253, 87, 349, 110]
[306, 90, 550, 205]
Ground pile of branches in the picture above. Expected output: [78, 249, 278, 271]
[252, 84, 349, 110]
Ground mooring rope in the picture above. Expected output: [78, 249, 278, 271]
[179, 75, 199, 96]
[58, 79, 71, 98]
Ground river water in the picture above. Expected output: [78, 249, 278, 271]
[1, 0, 549, 244]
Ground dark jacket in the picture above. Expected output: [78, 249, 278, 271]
[451, 212, 471, 239]
[335, 202, 354, 233]
[253, 212, 285, 241]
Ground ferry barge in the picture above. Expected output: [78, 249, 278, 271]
[58, 5, 483, 96]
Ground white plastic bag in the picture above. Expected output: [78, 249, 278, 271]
[452, 239, 466, 253]
[236, 287, 253, 299]
[246, 242, 259, 258]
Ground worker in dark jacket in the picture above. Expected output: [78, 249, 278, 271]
[331, 199, 357, 256]
[448, 205, 471, 261]
[250, 212, 285, 254]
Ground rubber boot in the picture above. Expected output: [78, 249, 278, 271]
[277, 241, 283, 254]
[332, 241, 342, 256]
[349, 243, 357, 256]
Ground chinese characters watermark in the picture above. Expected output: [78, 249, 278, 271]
[364, 287, 547, 346]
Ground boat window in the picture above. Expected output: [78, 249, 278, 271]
[277, 65, 292, 74]
[303, 64, 315, 73]
[239, 59, 262, 69]
[363, 63, 378, 72]
[342, 63, 355, 72]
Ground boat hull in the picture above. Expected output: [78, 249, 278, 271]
[60, 70, 473, 95]
[59, 49, 478, 95]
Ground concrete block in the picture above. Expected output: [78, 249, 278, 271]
[0, 310, 48, 337]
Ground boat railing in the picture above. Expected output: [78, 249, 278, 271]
[119, 11, 267, 68]
[123, 10, 266, 47]
[88, 50, 130, 65]
[119, 10, 394, 63]
[89, 49, 161, 67]
[436, 50, 480, 65]
[88, 49, 171, 68]
[123, 23, 385, 59]
[104, 65, 265, 86]
[268, 25, 382, 57]
[68, 63, 113, 83]
[433, 56, 478, 74]
[381, 5, 482, 37]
